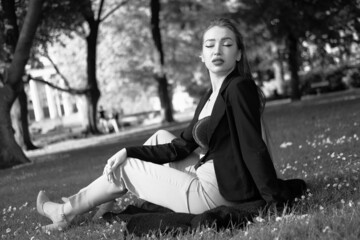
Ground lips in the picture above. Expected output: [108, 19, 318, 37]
[212, 58, 224, 65]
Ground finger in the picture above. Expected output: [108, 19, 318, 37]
[108, 158, 115, 166]
[107, 171, 111, 182]
[107, 166, 114, 183]
[103, 165, 109, 176]
[111, 171, 117, 182]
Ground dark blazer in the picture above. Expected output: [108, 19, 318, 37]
[126, 69, 295, 204]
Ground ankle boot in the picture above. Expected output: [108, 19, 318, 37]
[36, 191, 71, 231]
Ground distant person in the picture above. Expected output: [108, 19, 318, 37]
[36, 18, 305, 231]
[98, 106, 109, 133]
[108, 108, 120, 133]
[117, 107, 124, 130]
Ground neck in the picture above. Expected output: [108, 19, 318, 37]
[208, 67, 235, 92]
[209, 73, 225, 93]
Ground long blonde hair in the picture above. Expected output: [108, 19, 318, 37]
[202, 17, 265, 113]
[203, 18, 277, 166]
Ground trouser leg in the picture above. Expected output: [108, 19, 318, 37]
[67, 173, 127, 216]
[144, 130, 199, 175]
[66, 130, 199, 216]
[65, 130, 178, 216]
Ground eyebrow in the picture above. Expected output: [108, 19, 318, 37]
[204, 37, 234, 42]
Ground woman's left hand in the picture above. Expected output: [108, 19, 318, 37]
[103, 148, 127, 183]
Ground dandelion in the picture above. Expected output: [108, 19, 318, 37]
[319, 205, 324, 211]
[322, 226, 331, 233]
[280, 142, 293, 148]
[6, 228, 11, 233]
[255, 216, 265, 223]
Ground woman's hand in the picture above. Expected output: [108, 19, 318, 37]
[103, 148, 127, 183]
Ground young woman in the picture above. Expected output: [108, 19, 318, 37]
[37, 18, 302, 231]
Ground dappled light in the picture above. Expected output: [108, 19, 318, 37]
[0, 0, 359, 239]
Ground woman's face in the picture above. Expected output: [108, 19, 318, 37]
[201, 26, 241, 77]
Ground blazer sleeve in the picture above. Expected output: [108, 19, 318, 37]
[228, 79, 284, 203]
[125, 113, 199, 165]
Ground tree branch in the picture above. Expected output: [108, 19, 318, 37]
[26, 75, 89, 95]
[100, 0, 130, 22]
[97, 0, 106, 21]
[42, 52, 72, 89]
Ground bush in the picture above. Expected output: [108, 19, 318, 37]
[300, 66, 350, 95]
[343, 68, 360, 88]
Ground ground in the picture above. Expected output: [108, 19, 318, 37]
[1, 88, 360, 239]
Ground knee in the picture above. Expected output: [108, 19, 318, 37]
[154, 129, 171, 138]
[144, 129, 175, 145]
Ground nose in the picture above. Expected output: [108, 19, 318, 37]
[213, 43, 222, 56]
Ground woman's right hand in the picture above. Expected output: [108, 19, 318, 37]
[103, 148, 127, 183]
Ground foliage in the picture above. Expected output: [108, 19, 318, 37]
[227, 0, 359, 99]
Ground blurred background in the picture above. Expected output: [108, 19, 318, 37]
[0, 0, 359, 168]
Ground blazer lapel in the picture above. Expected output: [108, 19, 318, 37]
[195, 89, 212, 119]
[207, 72, 236, 142]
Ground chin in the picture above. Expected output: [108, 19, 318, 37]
[209, 67, 232, 75]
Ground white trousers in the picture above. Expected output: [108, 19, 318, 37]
[68, 130, 237, 215]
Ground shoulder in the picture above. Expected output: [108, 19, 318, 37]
[226, 77, 257, 98]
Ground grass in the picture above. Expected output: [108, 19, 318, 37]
[1, 89, 360, 239]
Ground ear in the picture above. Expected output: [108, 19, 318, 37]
[236, 50, 242, 62]
[199, 54, 204, 63]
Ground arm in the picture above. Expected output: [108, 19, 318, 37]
[125, 113, 199, 165]
[125, 91, 211, 164]
[228, 79, 283, 203]
[125, 134, 198, 164]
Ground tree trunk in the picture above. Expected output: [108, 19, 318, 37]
[156, 74, 174, 123]
[77, 0, 104, 134]
[2, 0, 38, 150]
[84, 19, 101, 134]
[11, 87, 38, 150]
[0, 0, 44, 168]
[270, 42, 285, 95]
[287, 33, 301, 101]
[19, 87, 38, 149]
[150, 0, 174, 123]
[0, 86, 29, 168]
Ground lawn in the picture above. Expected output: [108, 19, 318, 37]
[1, 89, 360, 239]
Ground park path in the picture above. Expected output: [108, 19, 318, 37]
[24, 88, 360, 165]
[24, 119, 190, 164]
